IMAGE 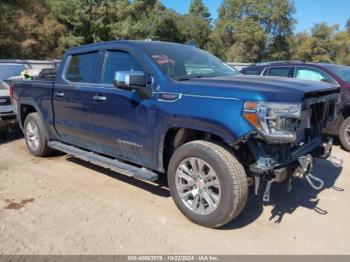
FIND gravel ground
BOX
[0,130,349,255]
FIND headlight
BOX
[243,101,301,142]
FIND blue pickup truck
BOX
[11,41,341,228]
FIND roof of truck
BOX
[66,40,188,54]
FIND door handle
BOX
[93,95,107,101]
[54,91,64,97]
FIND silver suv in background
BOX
[0,80,16,139]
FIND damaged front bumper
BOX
[249,137,343,202]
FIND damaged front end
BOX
[243,92,342,202]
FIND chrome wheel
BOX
[26,120,40,151]
[175,157,221,215]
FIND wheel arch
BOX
[17,98,56,140]
[159,125,248,173]
[18,99,41,129]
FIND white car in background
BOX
[0,80,17,139]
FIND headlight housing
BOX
[243,101,301,143]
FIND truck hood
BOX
[177,75,339,102]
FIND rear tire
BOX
[339,116,350,152]
[168,140,248,228]
[24,112,52,157]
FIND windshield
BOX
[323,64,350,83]
[139,43,239,80]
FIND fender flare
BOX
[156,119,241,172]
[17,98,57,140]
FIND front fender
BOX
[154,94,254,171]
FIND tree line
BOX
[0,0,350,64]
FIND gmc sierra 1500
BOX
[11,41,341,228]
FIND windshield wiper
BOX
[175,75,205,81]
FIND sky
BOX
[160,0,350,32]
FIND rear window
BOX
[65,52,98,83]
[267,67,291,77]
[322,64,350,83]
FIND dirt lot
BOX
[0,130,349,255]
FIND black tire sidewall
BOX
[0,130,6,140]
[339,116,350,151]
[168,142,242,228]
[24,113,48,156]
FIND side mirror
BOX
[113,71,152,99]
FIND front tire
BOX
[24,112,52,157]
[339,116,350,152]
[168,140,248,228]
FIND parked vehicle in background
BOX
[0,59,60,81]
[227,62,251,72]
[36,68,57,80]
[0,63,26,80]
[0,80,16,139]
[12,41,340,228]
[241,61,350,151]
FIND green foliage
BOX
[151,9,187,42]
[189,0,210,18]
[0,1,19,58]
[181,0,211,49]
[292,23,350,65]
[0,0,66,59]
[209,0,296,62]
[0,0,349,65]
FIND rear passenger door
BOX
[53,51,100,149]
[89,49,156,167]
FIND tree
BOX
[346,19,350,34]
[189,0,210,19]
[309,23,338,63]
[0,1,19,58]
[333,31,350,65]
[225,18,267,62]
[151,9,187,43]
[47,0,186,50]
[291,32,313,61]
[291,23,350,65]
[181,0,211,49]
[0,0,66,59]
[209,0,295,62]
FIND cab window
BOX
[266,67,292,77]
[102,51,143,84]
[65,52,98,83]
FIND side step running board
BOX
[48,141,159,182]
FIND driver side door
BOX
[89,49,156,167]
